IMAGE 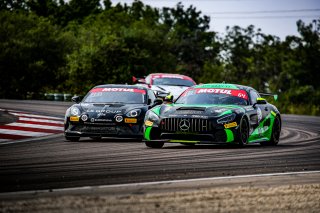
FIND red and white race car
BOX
[133,73,196,100]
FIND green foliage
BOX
[0,1,319,115]
[0,11,75,98]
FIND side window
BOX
[147,90,156,104]
[250,90,260,105]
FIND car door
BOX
[248,89,270,139]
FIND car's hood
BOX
[159,104,246,117]
[151,85,189,99]
[79,103,144,117]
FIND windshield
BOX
[152,77,195,87]
[83,88,146,104]
[175,88,249,105]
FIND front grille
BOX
[161,118,212,132]
[73,125,116,133]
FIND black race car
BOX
[143,83,281,148]
[64,85,162,141]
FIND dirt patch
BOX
[1,184,319,213]
[0,110,18,125]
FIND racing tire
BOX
[145,141,164,148]
[237,117,249,147]
[65,136,80,142]
[180,143,196,146]
[90,136,102,141]
[261,116,281,146]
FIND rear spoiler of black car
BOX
[259,92,278,101]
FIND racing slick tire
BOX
[261,116,281,146]
[90,136,102,141]
[237,117,249,147]
[180,143,196,146]
[145,141,164,148]
[65,136,80,142]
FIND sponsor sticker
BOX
[90,88,146,94]
[125,118,137,123]
[224,122,238,128]
[70,116,79,122]
[144,120,153,126]
[193,88,248,100]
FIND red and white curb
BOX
[0,109,64,143]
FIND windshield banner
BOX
[90,88,146,94]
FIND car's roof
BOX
[93,84,148,90]
[148,73,195,82]
[194,83,255,92]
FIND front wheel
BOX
[237,117,249,147]
[90,136,102,141]
[145,141,164,148]
[261,116,281,146]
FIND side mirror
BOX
[164,94,173,103]
[253,97,267,107]
[156,91,169,98]
[71,96,81,103]
[153,98,163,106]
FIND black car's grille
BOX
[73,125,116,133]
[161,118,212,132]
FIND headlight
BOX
[126,109,141,117]
[70,107,80,116]
[217,113,236,124]
[145,110,159,122]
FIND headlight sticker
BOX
[125,118,137,123]
[145,120,154,126]
[224,122,238,128]
[70,116,80,122]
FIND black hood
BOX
[77,103,146,119]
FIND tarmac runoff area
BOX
[1,171,319,212]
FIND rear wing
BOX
[132,76,146,84]
[259,92,278,101]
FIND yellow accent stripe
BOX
[271,111,276,116]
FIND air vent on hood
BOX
[177,107,206,111]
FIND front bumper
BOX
[65,122,143,138]
[144,126,236,144]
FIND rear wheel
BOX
[65,136,80,142]
[238,117,249,147]
[145,141,164,148]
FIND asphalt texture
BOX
[0,100,319,194]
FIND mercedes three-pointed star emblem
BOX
[179,119,190,131]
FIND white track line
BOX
[0,129,52,137]
[0,139,12,142]
[6,123,64,131]
[18,117,64,124]
[2,170,320,196]
[9,112,64,120]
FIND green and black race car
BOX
[143,83,281,148]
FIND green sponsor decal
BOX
[248,112,276,143]
[225,129,234,142]
[195,84,239,89]
[152,106,161,116]
[220,110,233,116]
[144,127,152,140]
